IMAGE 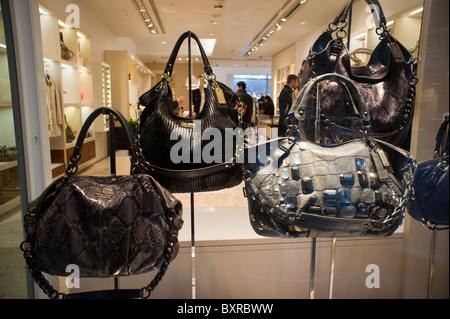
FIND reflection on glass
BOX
[0,3,27,299]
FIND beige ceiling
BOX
[75,0,423,64]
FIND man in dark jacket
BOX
[236,81,254,127]
[278,74,298,136]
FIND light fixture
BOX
[58,19,69,28]
[386,20,394,27]
[77,31,86,38]
[409,7,423,16]
[0,43,6,49]
[39,6,50,15]
[132,0,164,34]
[240,0,308,57]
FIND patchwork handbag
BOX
[137,31,243,193]
[21,107,183,299]
[244,74,415,238]
[297,0,420,149]
[407,116,449,230]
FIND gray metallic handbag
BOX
[243,74,415,238]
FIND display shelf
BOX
[39,4,96,178]
[104,50,153,120]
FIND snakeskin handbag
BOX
[21,107,183,299]
[244,74,415,238]
[407,116,449,230]
[296,0,420,149]
[137,31,243,193]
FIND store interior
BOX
[0,0,448,299]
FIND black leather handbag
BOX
[20,107,183,299]
[297,0,420,149]
[137,31,243,193]
[407,116,449,230]
[244,74,415,238]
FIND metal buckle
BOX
[437,159,448,172]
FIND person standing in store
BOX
[264,95,275,117]
[277,74,298,136]
[236,81,254,127]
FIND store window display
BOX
[0,0,447,301]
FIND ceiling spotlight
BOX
[151,29,156,34]
[148,23,153,28]
[239,0,307,57]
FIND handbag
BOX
[137,31,243,193]
[407,116,449,230]
[244,74,415,238]
[20,107,183,299]
[297,0,421,149]
[60,32,74,61]
[65,115,77,143]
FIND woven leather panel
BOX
[139,80,243,193]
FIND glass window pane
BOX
[0,2,27,299]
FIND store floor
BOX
[0,207,27,299]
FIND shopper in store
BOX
[236,81,254,127]
[277,74,298,136]
[264,95,275,117]
[258,92,266,113]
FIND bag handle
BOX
[292,73,371,130]
[66,107,136,175]
[435,114,449,157]
[163,31,213,78]
[332,0,387,32]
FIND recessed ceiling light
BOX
[151,29,156,34]
[211,21,218,25]
[409,7,423,16]
[39,6,50,15]
[58,19,69,28]
[161,41,167,44]
[208,32,215,36]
